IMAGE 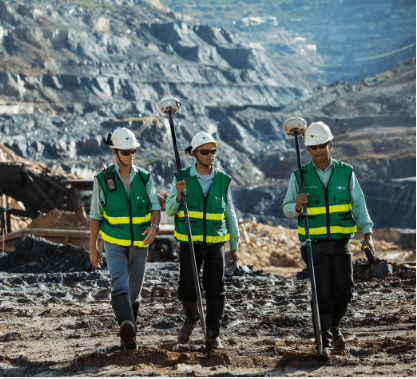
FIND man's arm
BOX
[349,172,374,251]
[225,186,240,260]
[90,218,103,268]
[143,210,161,246]
[283,172,307,218]
[89,178,104,268]
[165,176,182,217]
[145,175,162,212]
[142,175,162,246]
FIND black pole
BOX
[294,132,323,354]
[167,109,206,337]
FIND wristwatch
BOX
[152,224,160,232]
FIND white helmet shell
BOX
[304,122,333,146]
[110,127,140,149]
[191,132,218,153]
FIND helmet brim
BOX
[305,137,333,146]
[110,142,140,149]
[191,141,218,153]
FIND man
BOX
[89,127,161,350]
[165,131,240,349]
[282,121,374,350]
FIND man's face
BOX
[113,149,136,166]
[194,142,217,166]
[307,141,332,165]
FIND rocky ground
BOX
[0,235,415,377]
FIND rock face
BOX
[162,0,416,84]
[0,0,303,184]
[0,0,415,229]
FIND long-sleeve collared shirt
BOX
[90,160,161,220]
[165,164,240,250]
[282,158,373,244]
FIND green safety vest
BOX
[294,159,357,241]
[174,167,231,245]
[96,165,152,247]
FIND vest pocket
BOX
[137,221,151,228]
[109,224,124,229]
[179,220,197,224]
[338,212,354,226]
[106,198,127,212]
[211,199,226,211]
[334,192,351,204]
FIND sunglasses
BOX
[195,148,217,156]
[118,149,137,156]
[309,143,328,151]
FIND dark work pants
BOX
[178,242,225,303]
[301,239,354,317]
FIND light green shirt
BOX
[282,158,373,244]
[165,164,240,250]
[90,160,161,220]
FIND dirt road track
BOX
[0,253,415,377]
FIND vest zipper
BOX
[203,194,207,244]
[128,197,134,247]
[324,187,330,239]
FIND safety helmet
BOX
[105,127,140,149]
[304,122,333,146]
[191,132,218,153]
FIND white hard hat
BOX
[109,127,140,149]
[304,122,333,146]
[191,132,218,153]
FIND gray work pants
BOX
[104,241,148,304]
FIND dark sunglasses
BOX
[309,143,328,151]
[195,148,217,155]
[118,149,137,156]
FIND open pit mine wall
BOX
[0,0,415,230]
[163,0,416,84]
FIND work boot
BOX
[205,297,225,350]
[111,294,137,350]
[331,313,346,349]
[320,314,333,349]
[177,301,200,344]
[120,320,137,350]
[132,301,139,330]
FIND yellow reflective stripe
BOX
[306,204,352,215]
[298,226,327,236]
[207,213,225,221]
[177,211,225,220]
[330,225,357,234]
[174,231,230,243]
[103,211,151,225]
[306,207,326,215]
[100,231,149,247]
[330,204,352,213]
[132,213,151,224]
[174,231,204,242]
[298,225,357,236]
[178,210,203,219]
[206,234,230,243]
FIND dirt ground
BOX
[0,240,415,377]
